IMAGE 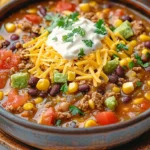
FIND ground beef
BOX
[131,21,145,36]
[91,92,104,110]
[117,78,128,86]
[31,25,41,34]
[132,67,142,72]
[80,12,98,22]
[78,95,90,111]
[104,91,120,100]
[17,20,32,32]
[57,112,72,120]
[134,42,145,51]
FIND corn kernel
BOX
[79,3,91,12]
[36,79,50,91]
[120,59,128,67]
[142,48,149,55]
[89,1,97,7]
[0,35,4,40]
[26,8,37,14]
[34,97,43,104]
[0,91,4,101]
[88,100,95,109]
[123,107,129,112]
[84,119,97,128]
[68,82,78,94]
[144,91,150,100]
[122,82,134,95]
[139,34,150,42]
[126,57,132,63]
[23,102,34,110]
[5,23,16,32]
[67,71,76,81]
[96,11,101,17]
[147,80,150,86]
[126,70,136,78]
[114,19,123,27]
[129,40,137,47]
[133,98,144,104]
[102,8,110,14]
[112,87,120,93]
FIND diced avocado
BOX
[54,71,67,83]
[103,59,119,74]
[114,21,133,39]
[105,96,118,111]
[11,72,29,89]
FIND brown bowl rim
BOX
[0,0,150,134]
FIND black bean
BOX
[39,91,48,98]
[145,67,150,72]
[121,96,132,103]
[144,41,150,49]
[39,7,47,16]
[2,40,10,47]
[121,15,132,22]
[50,84,61,96]
[28,88,39,97]
[10,34,19,41]
[78,84,90,92]
[28,77,39,87]
[9,44,16,51]
[97,84,105,95]
[141,54,148,63]
[116,66,124,77]
[108,74,118,83]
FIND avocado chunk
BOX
[114,21,133,39]
[54,71,67,83]
[103,59,119,74]
[11,72,29,89]
[105,96,118,111]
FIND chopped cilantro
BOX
[52,37,58,41]
[134,53,150,68]
[68,12,79,21]
[62,32,74,42]
[78,48,85,59]
[112,54,119,59]
[136,81,142,87]
[83,40,93,47]
[69,105,84,116]
[146,52,150,58]
[116,43,128,52]
[73,27,85,37]
[60,83,68,93]
[109,26,116,31]
[128,61,135,69]
[94,19,107,35]
[55,120,62,126]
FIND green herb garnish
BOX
[109,26,116,31]
[69,105,84,116]
[55,120,62,126]
[52,37,58,41]
[95,19,107,35]
[128,61,135,69]
[83,40,93,47]
[116,43,128,52]
[136,81,142,87]
[68,12,79,21]
[112,54,119,59]
[78,48,85,59]
[62,33,74,42]
[60,83,68,93]
[72,27,85,37]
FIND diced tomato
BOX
[40,107,56,126]
[95,111,119,125]
[0,50,20,69]
[2,89,29,109]
[0,70,9,89]
[55,1,76,12]
[141,100,150,111]
[25,14,42,24]
[114,9,124,17]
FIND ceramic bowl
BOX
[0,0,150,149]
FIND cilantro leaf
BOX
[60,83,68,93]
[73,27,85,37]
[55,120,62,126]
[52,37,58,41]
[69,12,79,21]
[134,53,150,68]
[112,54,119,59]
[128,61,135,69]
[136,81,142,87]
[116,43,128,52]
[62,32,74,42]
[109,26,116,31]
[83,40,93,47]
[69,105,84,116]
[78,48,85,59]
[95,19,107,35]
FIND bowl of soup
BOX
[0,0,150,149]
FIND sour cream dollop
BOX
[46,17,105,60]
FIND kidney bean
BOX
[121,96,132,103]
[30,32,39,38]
[108,74,118,83]
[39,91,48,98]
[50,84,61,96]
[78,84,90,92]
[9,44,16,51]
[144,41,150,49]
[121,15,132,22]
[10,34,19,41]
[116,66,124,77]
[28,88,39,97]
[28,76,39,87]
[39,7,47,16]
[97,84,105,95]
[141,54,148,63]
[2,40,10,47]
